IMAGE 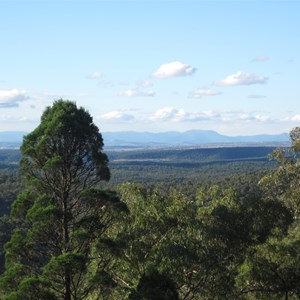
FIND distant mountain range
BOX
[0,130,290,149]
[102,130,290,148]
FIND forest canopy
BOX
[0,100,299,300]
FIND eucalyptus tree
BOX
[0,100,126,300]
[237,225,300,300]
[193,184,292,299]
[98,183,199,299]
[235,127,300,299]
[259,127,300,219]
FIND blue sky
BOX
[0,0,299,135]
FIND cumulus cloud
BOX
[153,61,196,78]
[149,107,183,122]
[87,71,103,79]
[0,89,28,108]
[119,88,155,97]
[98,111,134,121]
[189,88,222,98]
[215,71,268,86]
[149,107,220,122]
[252,55,269,62]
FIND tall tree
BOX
[259,127,300,220]
[237,225,300,300]
[235,127,300,299]
[0,100,126,300]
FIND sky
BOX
[0,0,299,136]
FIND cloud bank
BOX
[148,107,270,123]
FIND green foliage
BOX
[109,157,275,184]
[0,174,23,275]
[1,126,300,299]
[260,127,300,219]
[234,127,300,299]
[105,174,294,300]
[20,99,110,187]
[0,100,125,300]
[129,269,179,300]
[96,181,292,300]
[290,127,300,153]
[97,183,198,299]
[237,225,300,299]
[1,276,56,300]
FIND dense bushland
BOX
[0,100,299,299]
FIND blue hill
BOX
[0,130,289,148]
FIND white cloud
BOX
[282,114,300,122]
[119,88,155,97]
[148,107,271,124]
[183,110,220,122]
[237,113,270,122]
[0,89,28,108]
[189,88,222,98]
[97,111,134,121]
[252,55,269,62]
[153,61,196,78]
[218,111,270,123]
[149,107,182,121]
[291,115,300,122]
[149,107,220,122]
[87,71,102,79]
[216,71,268,86]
